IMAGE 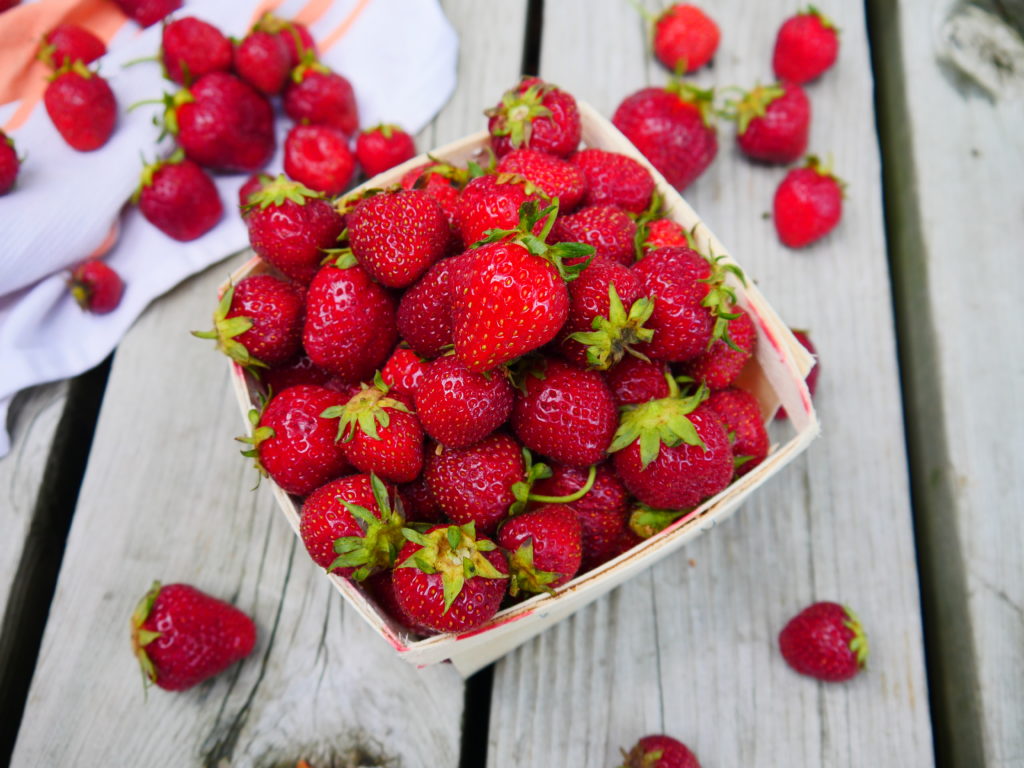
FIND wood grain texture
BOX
[487,2,934,766]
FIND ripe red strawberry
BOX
[363,570,436,636]
[283,124,356,197]
[112,0,180,27]
[356,124,417,178]
[192,275,304,369]
[399,470,444,524]
[773,7,840,85]
[240,384,352,495]
[0,0,18,10]
[612,82,717,191]
[0,132,19,194]
[571,149,654,215]
[164,71,275,173]
[246,177,346,283]
[550,206,636,267]
[284,61,359,138]
[678,304,756,389]
[779,601,868,681]
[299,473,405,578]
[303,257,398,382]
[415,355,514,448]
[774,156,844,248]
[39,24,106,68]
[705,387,769,476]
[732,83,810,165]
[605,355,671,407]
[777,328,818,420]
[161,17,231,85]
[134,151,222,241]
[512,359,617,467]
[69,260,123,314]
[641,218,690,251]
[455,173,545,249]
[130,582,255,692]
[499,504,582,595]
[653,3,720,74]
[400,162,465,238]
[393,523,509,633]
[424,432,524,534]
[254,13,317,67]
[348,189,449,288]
[496,149,586,212]
[262,353,331,394]
[238,172,270,213]
[396,258,455,359]
[486,77,581,158]
[233,31,291,96]
[610,380,733,508]
[44,61,116,151]
[620,734,702,768]
[381,346,429,399]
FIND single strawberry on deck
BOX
[773,156,845,248]
[730,82,810,165]
[69,260,123,314]
[0,131,19,194]
[779,601,868,681]
[652,3,720,74]
[773,7,840,85]
[134,150,223,242]
[619,734,702,768]
[39,24,106,68]
[44,61,116,151]
[486,77,581,158]
[161,17,232,85]
[356,124,417,178]
[284,124,357,197]
[284,59,359,138]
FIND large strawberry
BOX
[571,149,655,215]
[498,504,582,595]
[284,124,356,197]
[44,61,116,151]
[678,304,756,389]
[134,150,222,241]
[773,156,844,248]
[486,77,581,158]
[779,601,868,681]
[161,17,231,85]
[619,734,702,768]
[39,24,106,68]
[550,206,636,267]
[705,387,769,477]
[731,83,810,165]
[130,582,255,692]
[496,149,586,212]
[415,355,514,448]
[356,124,417,178]
[605,355,671,408]
[773,7,840,85]
[652,3,720,74]
[396,259,455,359]
[284,59,359,138]
[454,173,545,249]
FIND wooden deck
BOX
[1,0,1020,766]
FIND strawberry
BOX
[381,346,429,399]
[486,77,581,158]
[678,304,756,389]
[238,172,271,213]
[261,354,331,394]
[396,258,455,359]
[550,206,637,267]
[773,156,844,248]
[571,149,655,215]
[134,151,223,241]
[619,734,701,768]
[348,189,449,288]
[192,275,304,369]
[499,504,582,595]
[641,218,690,251]
[777,328,819,419]
[233,31,291,96]
[415,355,514,448]
[284,60,359,138]
[773,7,840,85]
[496,149,586,212]
[161,17,231,85]
[254,13,317,67]
[356,124,417,178]
[0,0,17,10]
[283,124,357,197]
[130,582,255,692]
[39,24,106,68]
[731,83,810,165]
[424,432,524,534]
[512,359,617,467]
[299,473,405,578]
[246,177,346,283]
[112,0,180,27]
[652,4,720,74]
[705,387,768,476]
[400,162,465,237]
[69,260,123,314]
[239,384,351,495]
[778,601,868,681]
[612,82,717,191]
[44,61,116,151]
[0,131,18,194]
[454,173,545,249]
[605,355,671,408]
[399,471,444,524]
[610,378,733,509]
[393,523,509,633]
[363,570,436,636]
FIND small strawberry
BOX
[612,81,717,191]
[486,77,581,158]
[777,328,819,419]
[619,734,702,768]
[550,206,637,267]
[161,17,232,85]
[605,355,671,407]
[731,83,810,165]
[233,31,291,96]
[254,13,317,67]
[347,189,449,288]
[678,304,756,389]
[246,177,346,283]
[499,504,582,595]
[130,581,255,692]
[134,150,223,241]
[774,156,844,248]
[400,161,465,239]
[773,7,840,85]
[0,131,19,194]
[396,258,455,359]
[356,124,417,178]
[69,260,123,314]
[496,149,586,212]
[284,59,359,138]
[571,149,655,215]
[641,218,690,251]
[393,523,509,634]
[299,473,405,579]
[239,384,352,496]
[283,124,357,197]
[39,24,106,68]
[415,355,514,448]
[381,346,429,399]
[112,0,181,27]
[705,387,768,476]
[454,172,546,249]
[779,601,868,681]
[652,4,720,74]
[44,61,116,151]
[262,354,331,394]
[192,275,304,369]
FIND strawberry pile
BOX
[199,78,778,639]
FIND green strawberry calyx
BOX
[569,283,655,370]
[506,538,562,597]
[609,376,710,468]
[236,399,274,480]
[697,246,748,352]
[628,503,693,538]
[508,448,597,515]
[843,605,870,667]
[619,743,666,768]
[484,79,555,149]
[409,157,472,190]
[803,155,848,195]
[190,280,267,370]
[321,371,411,443]
[727,83,786,135]
[329,473,407,581]
[397,522,508,614]
[290,50,329,84]
[802,5,840,32]
[247,174,323,211]
[664,78,717,129]
[130,581,165,688]
[363,123,404,140]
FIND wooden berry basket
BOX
[227,101,819,677]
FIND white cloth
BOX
[0,0,458,455]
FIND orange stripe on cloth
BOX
[318,0,372,52]
[293,0,334,27]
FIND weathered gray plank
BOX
[871,1,1024,765]
[487,2,934,766]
